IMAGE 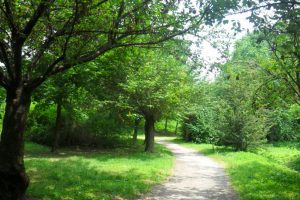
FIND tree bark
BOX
[164,118,168,134]
[144,114,155,152]
[0,86,32,200]
[144,128,148,145]
[174,121,178,135]
[51,99,62,153]
[133,118,140,144]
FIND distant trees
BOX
[182,31,300,150]
[187,3,300,148]
[26,50,133,149]
[31,72,77,153]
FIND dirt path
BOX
[138,139,237,200]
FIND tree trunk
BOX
[144,114,155,152]
[51,99,62,153]
[164,118,168,134]
[133,118,140,144]
[144,128,148,145]
[174,121,178,135]
[0,86,32,200]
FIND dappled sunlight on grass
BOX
[24,141,173,200]
[225,152,300,200]
[172,138,233,156]
[155,136,177,141]
[173,139,300,200]
[252,142,300,172]
[155,120,180,134]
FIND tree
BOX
[131,113,142,143]
[214,34,273,150]
[242,1,300,140]
[32,72,78,152]
[242,0,300,104]
[119,47,191,152]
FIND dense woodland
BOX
[0,0,299,199]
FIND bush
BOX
[26,103,131,148]
[220,110,269,151]
[181,108,220,144]
[181,113,197,141]
[181,101,270,151]
[26,104,56,145]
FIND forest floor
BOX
[139,138,237,200]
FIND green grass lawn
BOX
[25,140,173,200]
[173,139,300,200]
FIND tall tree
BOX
[119,48,191,152]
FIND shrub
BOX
[25,104,56,145]
[181,104,223,146]
[26,103,131,148]
[220,110,269,151]
[181,102,270,151]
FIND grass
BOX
[24,140,173,200]
[173,139,300,200]
[155,120,181,134]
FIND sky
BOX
[189,12,255,80]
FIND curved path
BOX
[138,139,237,200]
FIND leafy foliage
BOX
[118,47,191,119]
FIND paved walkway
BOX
[138,140,237,200]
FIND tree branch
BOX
[230,1,300,16]
[3,0,18,36]
[28,4,80,73]
[22,0,54,41]
[0,40,11,71]
[0,69,10,89]
[26,0,210,90]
